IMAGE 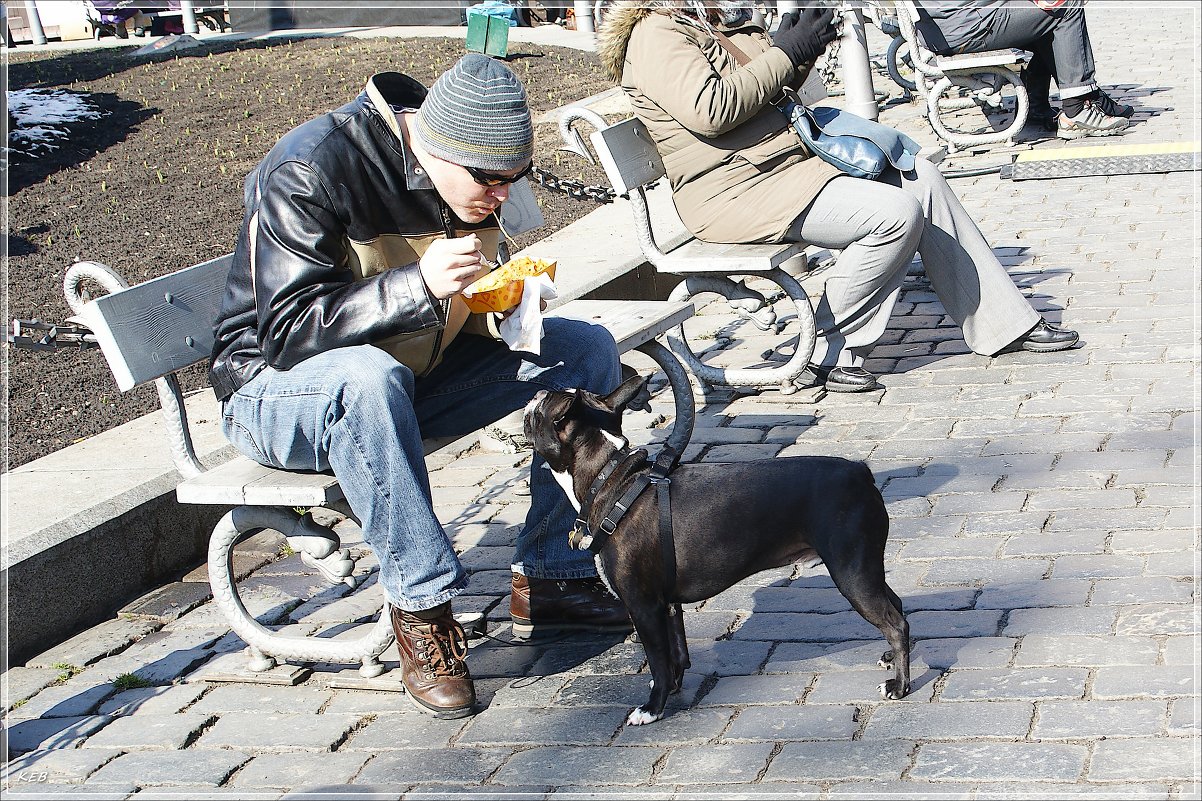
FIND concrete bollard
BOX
[839,6,879,120]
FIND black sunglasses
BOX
[465,161,535,187]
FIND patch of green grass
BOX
[112,673,152,692]
[51,662,83,683]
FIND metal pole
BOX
[23,1,47,45]
[573,0,594,34]
[179,0,199,35]
[775,1,800,16]
[839,6,878,120]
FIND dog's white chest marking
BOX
[548,465,582,512]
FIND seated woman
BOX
[598,0,1078,393]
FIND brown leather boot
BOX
[510,573,633,640]
[390,603,476,718]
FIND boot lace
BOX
[414,618,469,679]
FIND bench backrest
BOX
[589,117,666,196]
[77,254,232,392]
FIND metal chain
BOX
[7,319,99,350]
[819,24,842,88]
[531,167,618,204]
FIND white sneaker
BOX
[1057,101,1130,139]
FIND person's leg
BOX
[784,175,924,371]
[878,159,1046,356]
[221,344,476,717]
[414,318,631,638]
[414,318,622,578]
[220,345,467,611]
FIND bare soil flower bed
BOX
[4,35,612,470]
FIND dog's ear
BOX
[603,374,650,414]
[545,390,581,431]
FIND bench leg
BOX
[208,505,393,678]
[666,269,817,396]
[927,68,1029,149]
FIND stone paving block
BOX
[231,752,371,789]
[907,610,1003,639]
[922,558,1051,586]
[1051,554,1147,579]
[656,742,776,785]
[930,492,1028,516]
[85,749,252,787]
[720,704,859,742]
[119,581,215,622]
[1116,605,1196,636]
[766,640,903,674]
[188,684,333,715]
[81,711,214,750]
[1168,698,1199,735]
[827,780,973,799]
[898,536,1005,561]
[960,512,1054,538]
[471,675,568,710]
[97,682,207,716]
[910,742,1086,782]
[456,706,628,746]
[762,740,916,783]
[527,637,646,678]
[1048,507,1170,533]
[1,747,123,784]
[488,745,660,786]
[555,672,704,712]
[805,670,936,705]
[196,712,363,751]
[1033,699,1167,739]
[1162,636,1200,666]
[3,715,115,756]
[26,619,163,671]
[2,667,62,712]
[2,783,135,798]
[911,637,1017,670]
[680,609,739,640]
[1003,607,1118,636]
[86,627,225,684]
[967,783,1170,799]
[861,700,1033,740]
[1088,737,1198,782]
[1110,527,1196,554]
[974,579,1091,610]
[342,710,471,750]
[938,667,1088,701]
[1091,577,1195,605]
[3,680,119,721]
[1092,665,1199,699]
[697,674,813,707]
[731,611,883,643]
[1016,635,1160,667]
[683,640,772,678]
[1000,532,1108,558]
[613,707,735,745]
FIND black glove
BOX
[772,6,839,68]
[775,9,800,35]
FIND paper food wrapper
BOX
[498,273,558,354]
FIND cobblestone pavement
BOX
[3,6,1199,799]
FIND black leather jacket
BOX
[209,72,501,401]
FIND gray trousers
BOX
[787,158,1041,368]
[920,1,1098,98]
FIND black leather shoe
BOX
[1028,104,1059,132]
[1000,318,1080,354]
[812,365,882,393]
[510,574,633,640]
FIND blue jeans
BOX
[220,318,622,612]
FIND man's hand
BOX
[420,235,491,300]
[772,5,839,68]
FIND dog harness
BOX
[569,443,681,589]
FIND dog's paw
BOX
[878,650,894,670]
[878,679,909,700]
[627,707,661,726]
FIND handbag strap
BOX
[711,29,804,109]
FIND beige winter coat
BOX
[598,3,841,244]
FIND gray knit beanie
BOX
[414,54,534,172]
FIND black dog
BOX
[523,376,910,725]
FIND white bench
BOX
[66,255,695,680]
[558,107,820,398]
[896,0,1032,152]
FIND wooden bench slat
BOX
[177,456,343,506]
[659,238,804,274]
[550,299,693,352]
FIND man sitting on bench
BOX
[208,54,631,720]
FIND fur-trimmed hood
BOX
[598,2,658,83]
